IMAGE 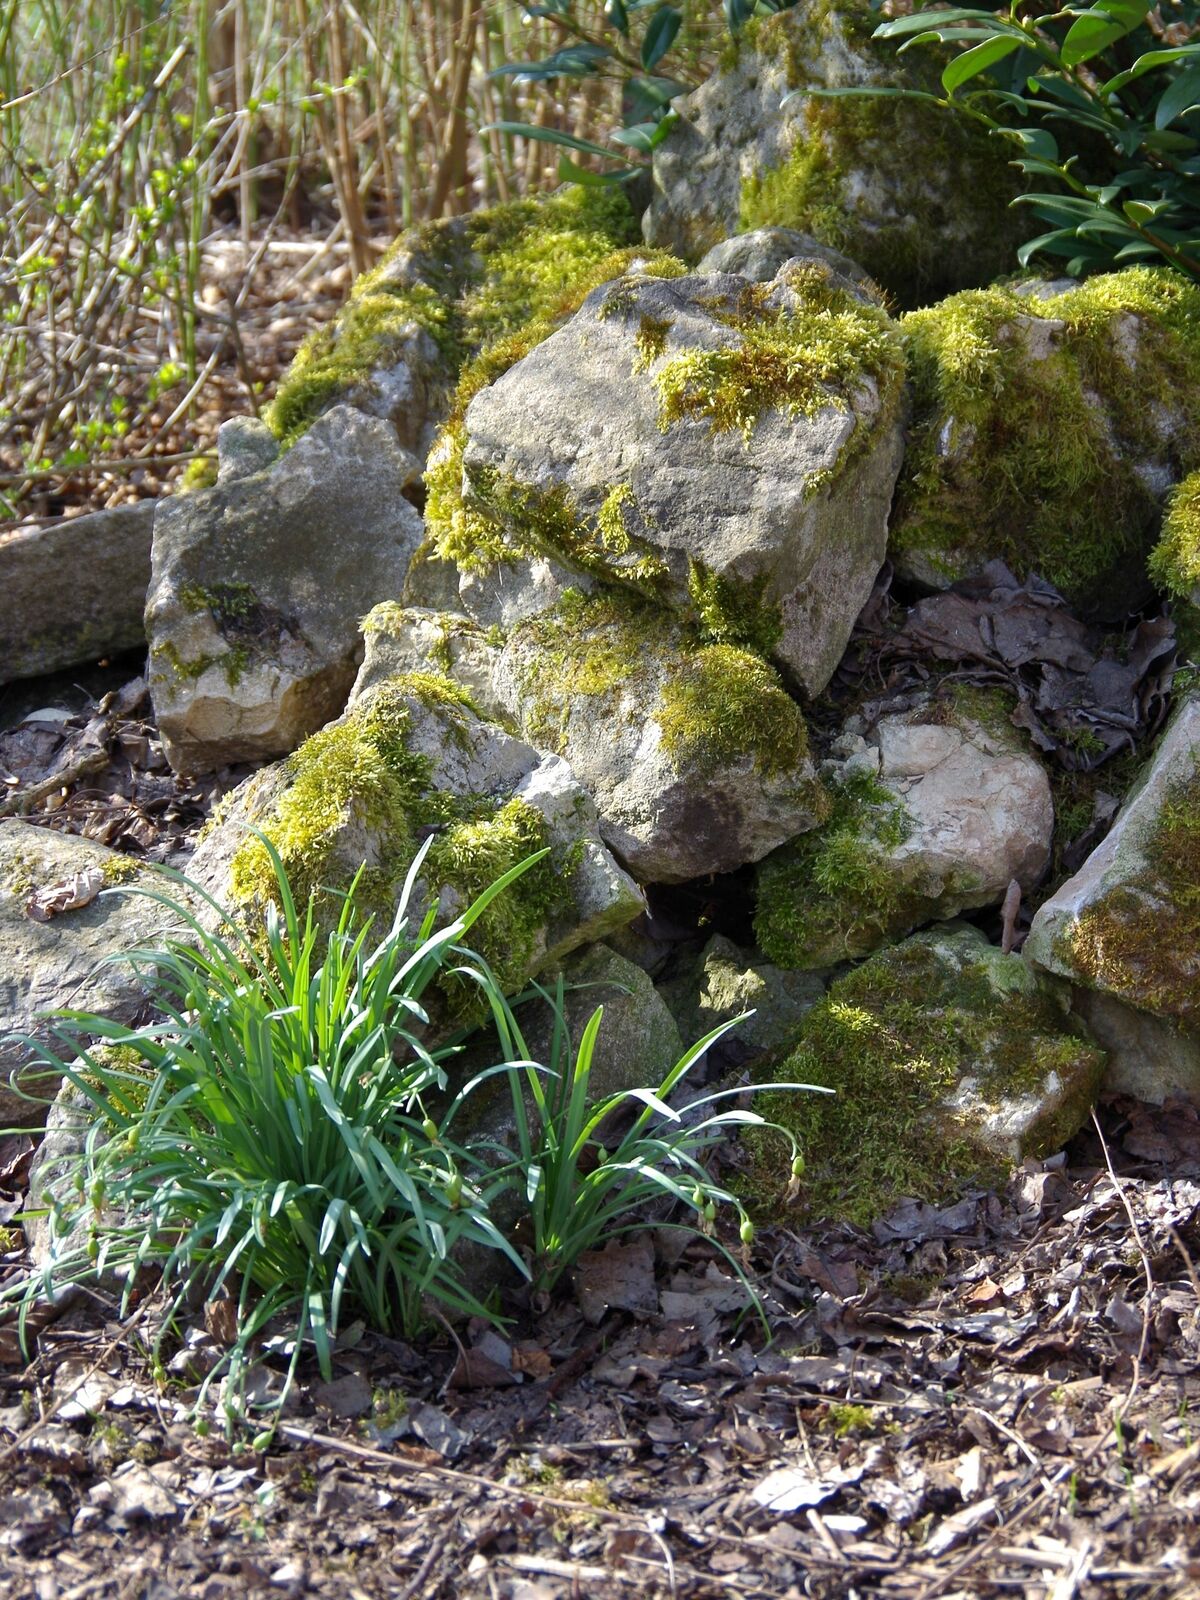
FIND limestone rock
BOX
[1025,694,1200,1098]
[658,934,827,1073]
[0,502,156,687]
[352,604,505,721]
[146,406,424,774]
[697,228,874,290]
[756,691,1053,968]
[215,416,279,483]
[892,269,1200,611]
[491,594,827,883]
[439,259,905,697]
[188,673,645,1002]
[642,0,1026,304]
[0,823,180,1126]
[748,925,1105,1224]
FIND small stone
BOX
[270,1562,305,1588]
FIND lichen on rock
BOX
[743,925,1105,1225]
[892,268,1200,609]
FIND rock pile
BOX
[6,0,1200,1230]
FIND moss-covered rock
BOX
[755,691,1053,968]
[490,589,827,884]
[643,0,1027,306]
[267,186,644,451]
[187,673,645,1013]
[353,603,505,722]
[892,269,1200,611]
[744,925,1105,1225]
[431,257,905,698]
[1025,693,1200,1100]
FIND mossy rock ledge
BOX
[642,0,1027,305]
[755,691,1053,969]
[892,268,1200,612]
[187,671,645,1014]
[146,406,424,775]
[1025,693,1200,1104]
[744,925,1106,1226]
[266,185,646,454]
[429,256,906,700]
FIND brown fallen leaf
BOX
[25,866,104,923]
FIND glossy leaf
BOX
[942,36,1022,95]
[641,5,681,71]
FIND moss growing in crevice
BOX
[226,673,569,1007]
[1061,764,1200,1024]
[754,770,913,968]
[509,588,813,785]
[268,187,644,448]
[686,562,783,658]
[893,268,1200,606]
[1150,470,1200,600]
[744,932,1104,1224]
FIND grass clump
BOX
[894,268,1200,605]
[14,844,819,1433]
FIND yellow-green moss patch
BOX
[1150,470,1200,600]
[893,268,1200,605]
[227,673,568,1006]
[744,931,1105,1225]
[1061,764,1200,1024]
[268,187,644,447]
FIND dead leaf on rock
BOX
[25,865,103,922]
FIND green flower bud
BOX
[791,1152,806,1179]
[422,1118,439,1142]
[739,1217,755,1246]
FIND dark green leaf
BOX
[641,6,681,71]
[942,36,1021,95]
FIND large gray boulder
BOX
[188,672,645,1005]
[0,822,178,1126]
[0,502,156,687]
[697,227,875,291]
[436,259,905,698]
[146,406,424,775]
[490,594,827,883]
[756,692,1053,968]
[1025,695,1200,1101]
[642,0,1026,304]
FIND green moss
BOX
[226,674,567,1007]
[633,313,672,371]
[744,933,1104,1224]
[179,582,258,624]
[651,265,902,446]
[1062,764,1200,1023]
[724,0,1024,304]
[181,455,218,492]
[755,770,913,969]
[686,562,783,657]
[510,589,814,785]
[823,1404,876,1439]
[268,187,643,447]
[657,644,809,779]
[1150,470,1200,599]
[893,268,1200,605]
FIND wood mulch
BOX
[0,1101,1197,1600]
